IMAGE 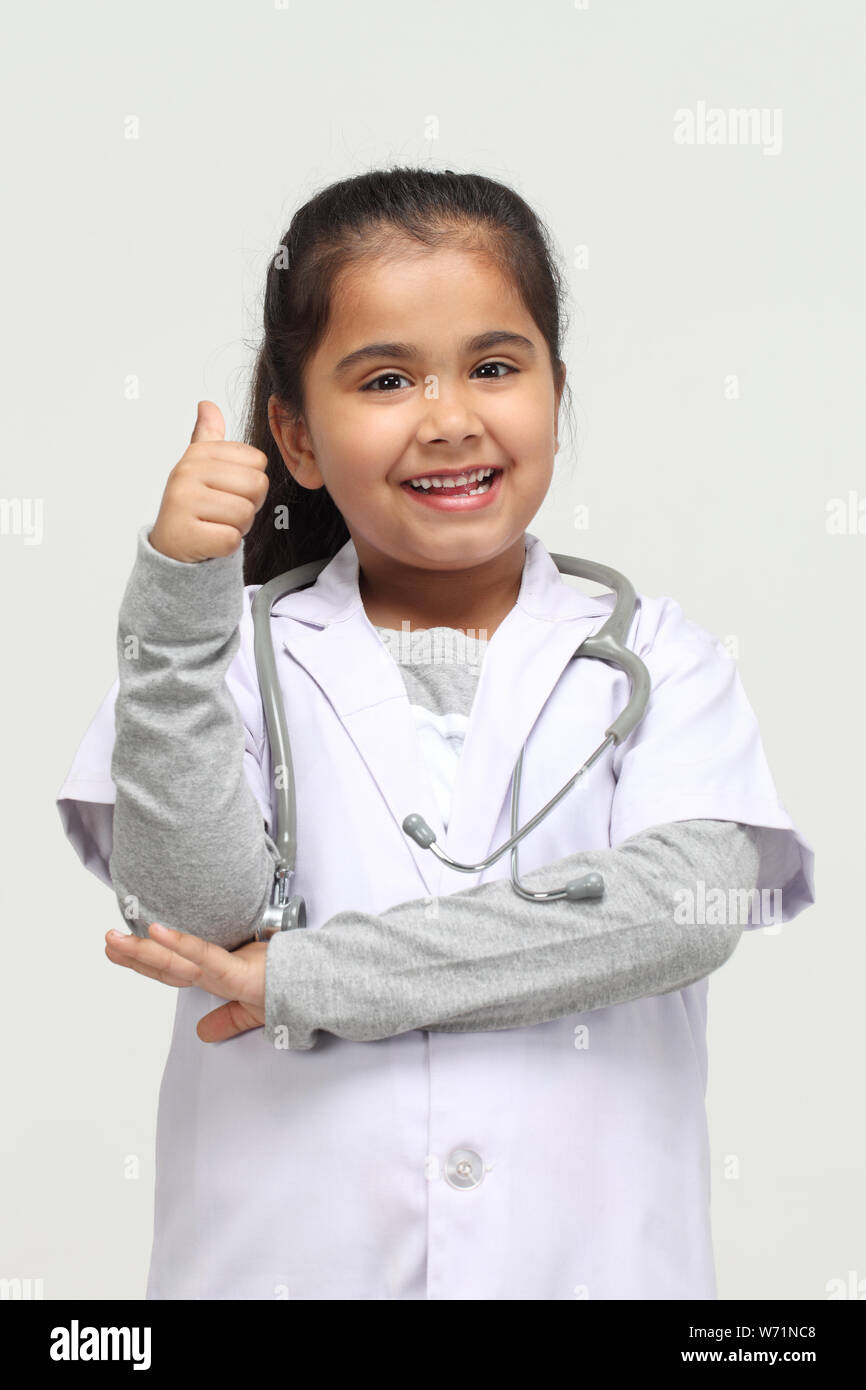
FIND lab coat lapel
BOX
[441,537,612,883]
[268,534,613,898]
[270,547,447,897]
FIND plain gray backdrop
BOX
[2,0,861,1300]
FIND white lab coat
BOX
[56,531,815,1300]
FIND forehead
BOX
[317,245,532,354]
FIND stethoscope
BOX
[251,553,651,939]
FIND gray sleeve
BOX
[108,523,280,948]
[263,818,760,1051]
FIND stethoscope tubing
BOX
[251,551,651,935]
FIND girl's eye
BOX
[361,371,411,392]
[360,361,518,392]
[472,360,517,380]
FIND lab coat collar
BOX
[269,530,611,625]
[270,532,616,898]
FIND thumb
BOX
[190,399,225,445]
[196,999,263,1043]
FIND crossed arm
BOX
[105,817,758,1048]
[259,817,758,1048]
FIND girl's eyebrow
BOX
[332,330,537,379]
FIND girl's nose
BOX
[414,388,485,446]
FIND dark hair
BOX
[241,166,576,587]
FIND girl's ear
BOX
[267,394,326,491]
[553,361,566,452]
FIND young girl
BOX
[57,167,815,1301]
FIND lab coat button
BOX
[444,1148,484,1190]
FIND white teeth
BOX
[407,467,496,491]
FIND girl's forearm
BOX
[108,523,279,949]
[263,817,760,1050]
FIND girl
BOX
[57,167,815,1301]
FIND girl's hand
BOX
[104,923,268,1042]
[148,400,270,564]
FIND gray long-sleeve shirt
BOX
[107,522,759,1048]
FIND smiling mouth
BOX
[399,467,505,512]
[401,468,502,498]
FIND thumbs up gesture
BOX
[148,401,270,563]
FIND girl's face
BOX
[268,243,564,590]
